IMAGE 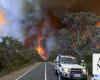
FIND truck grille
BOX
[70,68,83,74]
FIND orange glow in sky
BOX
[0,10,6,26]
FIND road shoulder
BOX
[0,62,41,80]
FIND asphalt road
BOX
[16,62,59,80]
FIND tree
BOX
[0,37,41,75]
[63,12,100,56]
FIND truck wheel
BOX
[55,70,58,75]
[59,73,65,80]
[60,76,64,80]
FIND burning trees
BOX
[35,11,63,60]
[24,10,63,60]
[63,12,100,55]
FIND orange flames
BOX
[36,26,48,60]
[0,9,6,26]
[96,21,100,28]
[36,47,47,60]
[35,11,62,60]
[24,10,63,60]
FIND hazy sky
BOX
[0,0,25,41]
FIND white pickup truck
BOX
[54,55,88,80]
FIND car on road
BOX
[54,55,88,80]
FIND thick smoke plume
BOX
[25,11,62,60]
[24,0,63,59]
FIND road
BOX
[16,62,59,80]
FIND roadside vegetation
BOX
[0,37,42,76]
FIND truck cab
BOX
[54,55,88,80]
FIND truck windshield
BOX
[60,57,77,64]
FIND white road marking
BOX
[59,75,61,80]
[45,62,47,80]
[16,63,41,80]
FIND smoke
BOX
[0,0,25,41]
[27,0,42,20]
[46,35,56,56]
[24,0,64,59]
[0,0,60,59]
[42,19,56,57]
